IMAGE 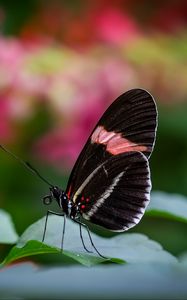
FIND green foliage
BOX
[1,214,177,267]
[0,204,186,298]
[147,192,187,223]
[0,209,18,244]
[0,0,38,35]
[151,105,187,196]
[1,177,187,300]
[1,191,187,298]
[1,240,121,267]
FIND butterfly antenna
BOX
[0,145,53,187]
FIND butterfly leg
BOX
[61,214,66,252]
[79,222,93,253]
[42,210,65,251]
[73,218,106,258]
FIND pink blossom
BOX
[93,8,141,45]
[0,38,25,89]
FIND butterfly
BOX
[0,88,157,257]
[42,88,157,256]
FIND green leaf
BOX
[1,215,176,266]
[0,209,19,244]
[1,240,116,267]
[147,192,187,223]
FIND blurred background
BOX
[1,0,187,259]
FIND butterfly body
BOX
[44,186,86,220]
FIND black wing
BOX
[74,152,151,231]
[66,88,157,200]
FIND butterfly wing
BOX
[75,151,150,231]
[66,88,157,201]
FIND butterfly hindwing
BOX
[74,151,151,231]
[66,88,157,201]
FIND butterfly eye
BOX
[43,195,53,205]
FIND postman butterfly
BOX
[0,88,157,257]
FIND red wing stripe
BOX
[67,185,72,198]
[91,126,147,155]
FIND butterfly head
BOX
[42,186,70,215]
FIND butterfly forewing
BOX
[66,88,157,204]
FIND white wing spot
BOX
[85,171,124,218]
[103,165,108,177]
